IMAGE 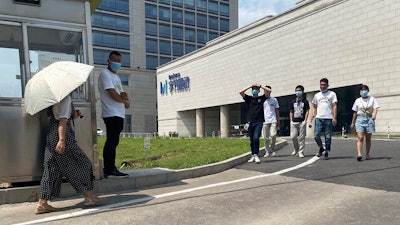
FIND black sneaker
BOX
[104,168,129,178]
[323,152,329,160]
[316,147,324,157]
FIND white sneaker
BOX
[255,155,260,163]
[264,151,276,158]
[298,152,304,158]
[291,150,298,155]
[248,155,255,163]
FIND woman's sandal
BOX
[35,203,57,214]
[357,156,362,162]
[83,196,106,206]
[365,155,371,160]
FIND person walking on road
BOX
[36,95,105,214]
[311,78,337,160]
[240,84,271,163]
[98,51,130,178]
[290,85,310,158]
[350,85,379,161]
[262,85,280,158]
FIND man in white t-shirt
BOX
[311,78,337,160]
[98,51,130,178]
[262,85,280,158]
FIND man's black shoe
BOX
[104,168,129,178]
[316,147,324,157]
[323,152,329,160]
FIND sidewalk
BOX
[0,141,287,205]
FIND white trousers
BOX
[290,121,307,153]
[263,122,277,152]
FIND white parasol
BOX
[25,61,94,115]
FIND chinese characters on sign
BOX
[160,72,190,95]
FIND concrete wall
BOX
[157,0,400,136]
[0,0,87,24]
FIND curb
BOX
[0,140,287,204]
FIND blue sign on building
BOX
[160,73,190,95]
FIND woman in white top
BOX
[350,85,379,161]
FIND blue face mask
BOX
[360,90,368,97]
[110,62,121,71]
[252,90,259,96]
[321,89,328,93]
[295,91,302,97]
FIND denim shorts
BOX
[355,116,375,133]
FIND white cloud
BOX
[238,0,298,28]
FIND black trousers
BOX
[103,116,124,173]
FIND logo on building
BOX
[160,73,190,95]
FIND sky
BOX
[238,0,299,28]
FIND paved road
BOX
[1,137,399,225]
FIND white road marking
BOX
[14,156,319,225]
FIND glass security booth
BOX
[0,0,99,184]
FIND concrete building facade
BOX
[91,0,238,133]
[157,0,400,137]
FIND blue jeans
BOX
[314,118,333,151]
[248,122,263,155]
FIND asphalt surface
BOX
[238,137,400,192]
[1,137,399,225]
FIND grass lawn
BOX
[97,137,253,170]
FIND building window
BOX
[197,13,207,28]
[92,31,130,50]
[184,11,195,26]
[220,2,229,17]
[91,13,129,32]
[185,28,195,42]
[172,42,183,57]
[184,0,195,9]
[208,16,218,30]
[208,0,218,14]
[93,49,130,67]
[172,9,183,24]
[123,114,131,132]
[172,26,183,40]
[145,21,157,36]
[197,0,207,12]
[146,55,158,70]
[185,43,196,54]
[119,75,129,85]
[159,23,171,38]
[97,0,129,14]
[197,29,207,44]
[159,0,170,5]
[209,31,219,41]
[159,40,171,55]
[220,18,229,32]
[159,6,170,22]
[160,56,171,66]
[146,39,158,53]
[145,3,157,19]
[172,0,182,7]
